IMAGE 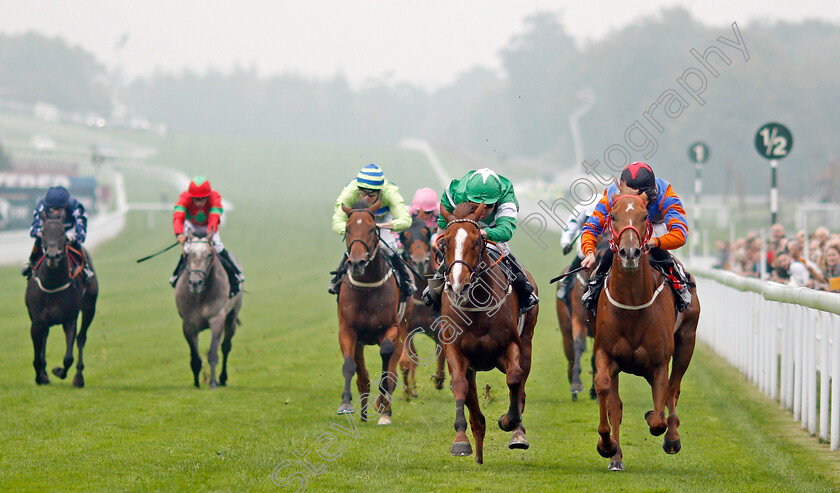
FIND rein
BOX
[32,241,86,293]
[439,219,505,283]
[344,208,391,289]
[186,237,217,283]
[604,278,667,310]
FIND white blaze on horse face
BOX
[451,228,468,294]
[356,219,362,224]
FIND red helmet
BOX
[188,176,212,198]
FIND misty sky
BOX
[2,0,839,91]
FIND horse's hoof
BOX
[597,439,617,458]
[337,403,355,415]
[509,431,530,450]
[450,441,472,456]
[608,460,625,471]
[589,387,597,400]
[36,375,50,385]
[645,410,667,436]
[377,415,392,426]
[571,393,578,402]
[663,438,682,454]
[498,414,520,432]
[73,374,85,388]
[52,367,67,379]
[570,381,584,394]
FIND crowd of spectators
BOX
[713,224,840,292]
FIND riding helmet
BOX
[188,176,212,198]
[44,186,70,208]
[620,162,658,204]
[356,164,386,190]
[464,168,503,204]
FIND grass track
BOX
[0,128,839,491]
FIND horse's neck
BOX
[39,256,70,288]
[608,255,657,304]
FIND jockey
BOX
[20,186,91,279]
[580,162,693,313]
[170,176,244,297]
[423,168,539,314]
[556,199,598,299]
[408,187,440,231]
[329,164,416,299]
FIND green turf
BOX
[0,125,838,492]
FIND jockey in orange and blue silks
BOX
[579,162,693,313]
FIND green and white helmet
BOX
[464,168,504,204]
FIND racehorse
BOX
[438,202,538,464]
[336,200,412,425]
[399,218,446,397]
[593,185,700,471]
[556,264,596,401]
[25,209,98,387]
[174,231,243,388]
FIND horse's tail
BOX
[236,317,242,326]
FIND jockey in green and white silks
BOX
[423,168,539,314]
[329,164,416,299]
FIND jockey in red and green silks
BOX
[170,176,244,296]
[423,168,539,314]
[329,164,416,298]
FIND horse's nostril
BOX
[633,249,642,259]
[618,248,627,258]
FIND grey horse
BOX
[174,231,243,388]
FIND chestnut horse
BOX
[556,265,596,400]
[438,202,538,464]
[398,218,447,397]
[336,200,411,425]
[593,186,700,471]
[25,210,98,387]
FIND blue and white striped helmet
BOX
[356,164,385,190]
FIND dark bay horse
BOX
[25,210,98,387]
[336,200,412,425]
[556,265,596,400]
[438,202,538,464]
[175,231,243,388]
[398,217,446,397]
[593,186,700,471]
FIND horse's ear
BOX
[440,203,453,224]
[402,230,411,242]
[341,203,352,215]
[367,199,381,213]
[638,190,648,204]
[422,228,431,240]
[471,202,486,221]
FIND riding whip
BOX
[549,265,587,284]
[136,241,180,263]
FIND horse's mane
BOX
[453,202,480,219]
[351,200,369,211]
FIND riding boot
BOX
[20,244,41,278]
[557,255,583,299]
[581,250,613,314]
[328,252,349,295]
[170,255,187,287]
[218,249,244,298]
[649,250,693,312]
[503,253,539,315]
[422,263,445,307]
[389,252,417,300]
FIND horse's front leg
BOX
[446,345,473,457]
[594,348,618,460]
[31,323,50,385]
[52,315,78,380]
[605,372,624,471]
[398,331,417,400]
[337,322,357,415]
[374,324,403,425]
[645,363,670,436]
[353,343,369,421]
[434,342,447,390]
[206,314,226,389]
[498,342,523,433]
[182,324,202,388]
[464,368,486,464]
[570,319,587,397]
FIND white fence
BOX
[694,267,840,450]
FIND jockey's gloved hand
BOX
[66,230,76,242]
[176,233,187,245]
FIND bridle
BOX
[344,209,381,263]
[606,194,653,254]
[437,218,505,284]
[187,237,217,284]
